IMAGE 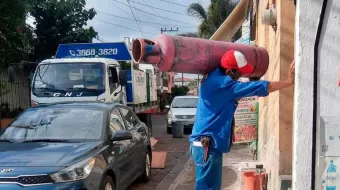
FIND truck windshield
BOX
[32,62,105,97]
[172,98,198,108]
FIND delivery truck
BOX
[8,42,158,135]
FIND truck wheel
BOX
[146,114,152,137]
[137,113,152,137]
[167,126,172,134]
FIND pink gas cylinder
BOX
[132,34,269,78]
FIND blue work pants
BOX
[190,143,223,190]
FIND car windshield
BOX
[0,107,104,142]
[171,98,198,108]
[32,62,105,96]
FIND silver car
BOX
[166,96,198,134]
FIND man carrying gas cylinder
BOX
[189,50,295,190]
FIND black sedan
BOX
[0,102,152,190]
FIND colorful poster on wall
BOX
[233,98,258,143]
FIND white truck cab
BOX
[30,57,127,106]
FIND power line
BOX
[107,0,132,17]
[96,11,197,28]
[94,17,157,35]
[140,0,166,22]
[95,37,106,42]
[129,0,194,17]
[97,36,110,42]
[97,12,164,28]
[108,0,159,27]
[126,0,144,37]
[132,0,163,25]
[130,1,147,32]
[159,0,189,8]
[109,0,197,26]
[96,13,198,32]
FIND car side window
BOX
[120,107,139,130]
[109,109,125,134]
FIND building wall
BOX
[174,81,190,86]
[168,72,175,92]
[0,69,31,113]
[255,0,295,189]
[294,0,340,189]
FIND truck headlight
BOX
[50,158,95,183]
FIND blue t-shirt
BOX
[189,68,270,153]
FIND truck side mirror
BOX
[119,70,128,86]
[8,66,15,83]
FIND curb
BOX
[168,155,194,190]
[154,151,191,190]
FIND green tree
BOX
[187,0,242,41]
[0,0,33,67]
[30,0,98,61]
[119,61,139,70]
[171,85,190,98]
[187,79,199,87]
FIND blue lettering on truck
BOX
[55,42,131,60]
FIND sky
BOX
[26,0,211,79]
[86,0,209,42]
[85,0,211,79]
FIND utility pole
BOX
[160,28,179,34]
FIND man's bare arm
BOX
[268,80,292,93]
[268,60,295,93]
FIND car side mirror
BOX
[119,70,127,86]
[8,66,15,83]
[165,105,170,109]
[112,130,132,141]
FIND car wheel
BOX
[140,150,151,182]
[101,176,116,190]
[166,118,172,134]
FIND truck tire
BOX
[146,114,152,137]
[137,113,153,137]
[167,126,172,134]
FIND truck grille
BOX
[0,175,53,186]
[175,115,195,119]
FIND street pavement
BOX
[128,115,253,190]
[128,115,191,190]
[170,144,253,190]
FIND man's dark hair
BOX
[218,64,237,74]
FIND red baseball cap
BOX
[220,50,254,75]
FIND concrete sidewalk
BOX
[169,144,253,190]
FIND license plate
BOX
[182,122,190,125]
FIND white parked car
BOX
[166,96,198,134]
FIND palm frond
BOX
[187,3,207,21]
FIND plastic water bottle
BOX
[326,160,337,190]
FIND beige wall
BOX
[255,0,295,189]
